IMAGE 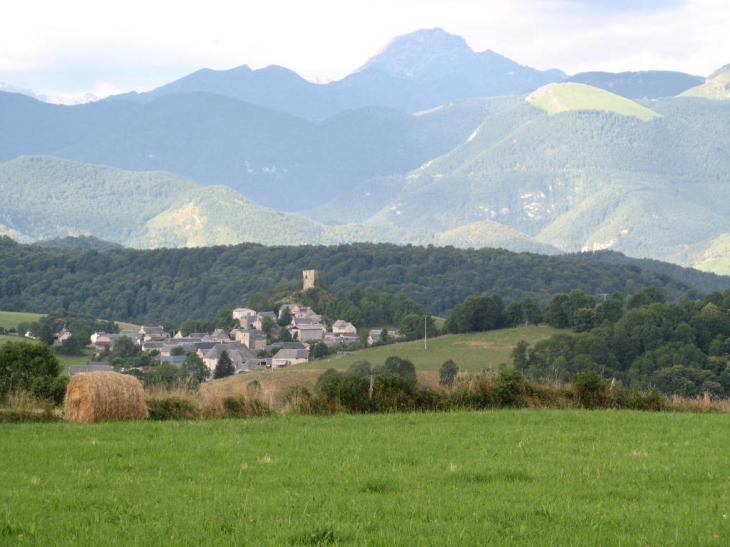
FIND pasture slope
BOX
[298,326,562,372]
[2,411,729,545]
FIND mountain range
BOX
[0,28,729,274]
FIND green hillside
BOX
[350,92,730,271]
[0,156,196,243]
[2,238,722,324]
[298,326,562,372]
[679,65,730,100]
[0,155,560,252]
[691,234,730,275]
[526,82,661,120]
[434,220,560,254]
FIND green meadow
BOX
[0,311,44,331]
[303,326,561,372]
[2,410,729,546]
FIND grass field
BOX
[527,82,661,121]
[2,410,729,545]
[0,334,95,374]
[0,311,45,330]
[299,326,561,372]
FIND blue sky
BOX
[0,0,726,99]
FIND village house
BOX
[252,311,277,331]
[232,308,256,321]
[290,319,324,344]
[210,328,230,342]
[264,341,308,353]
[54,328,73,344]
[323,333,360,347]
[367,329,402,346]
[142,341,165,353]
[332,320,357,336]
[235,330,267,351]
[273,349,311,366]
[139,326,170,343]
[90,332,117,350]
[237,359,270,374]
[200,343,256,372]
[278,304,299,321]
[160,354,187,366]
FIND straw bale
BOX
[65,371,148,423]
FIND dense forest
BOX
[514,287,730,397]
[1,237,727,325]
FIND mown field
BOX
[2,410,729,546]
[300,326,561,372]
[0,311,44,330]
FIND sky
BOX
[0,0,727,100]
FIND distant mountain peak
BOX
[357,28,476,81]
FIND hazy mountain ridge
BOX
[565,70,703,99]
[0,90,486,211]
[108,28,566,118]
[0,155,561,254]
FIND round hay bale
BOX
[65,371,148,423]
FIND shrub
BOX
[571,371,607,409]
[495,369,526,407]
[146,395,199,420]
[217,396,271,418]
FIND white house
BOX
[332,320,357,336]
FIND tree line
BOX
[2,237,724,325]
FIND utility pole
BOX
[424,315,427,350]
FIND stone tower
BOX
[303,270,317,291]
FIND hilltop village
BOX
[67,271,400,377]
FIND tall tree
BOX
[214,350,235,379]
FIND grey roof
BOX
[165,338,198,345]
[142,341,165,350]
[275,349,310,360]
[265,342,306,351]
[160,355,187,366]
[140,326,168,337]
[237,359,270,372]
[204,343,256,361]
[194,341,218,351]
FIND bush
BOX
[219,396,271,418]
[439,360,459,388]
[495,369,526,407]
[571,371,607,409]
[146,395,199,420]
[0,341,67,405]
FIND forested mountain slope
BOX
[314,83,730,270]
[0,238,726,325]
[0,155,560,253]
[0,90,490,211]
